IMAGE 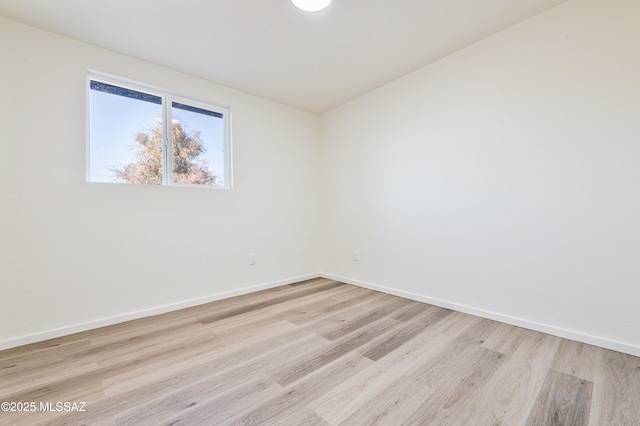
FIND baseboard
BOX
[321,273,640,358]
[5,271,638,357]
[0,273,321,351]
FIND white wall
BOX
[0,18,320,348]
[320,0,640,355]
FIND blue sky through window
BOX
[89,89,162,183]
[172,105,225,185]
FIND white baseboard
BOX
[0,273,321,351]
[321,273,640,358]
[4,271,638,358]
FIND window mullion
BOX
[163,97,172,186]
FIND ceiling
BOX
[0,0,566,114]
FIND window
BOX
[87,73,231,189]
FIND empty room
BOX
[1,0,639,424]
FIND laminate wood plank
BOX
[206,281,361,329]
[0,339,94,385]
[1,353,102,397]
[525,369,593,426]
[298,295,385,338]
[551,339,602,382]
[87,310,204,347]
[389,301,433,322]
[0,339,91,373]
[275,286,371,324]
[5,323,192,401]
[122,373,281,426]
[318,296,408,341]
[262,407,329,426]
[127,374,276,424]
[447,329,562,426]
[230,351,374,425]
[201,285,374,339]
[181,280,336,324]
[196,278,337,313]
[91,324,212,367]
[289,277,334,287]
[481,322,532,355]
[409,337,482,387]
[1,322,209,393]
[199,280,344,324]
[52,333,329,426]
[273,317,400,386]
[85,281,320,347]
[337,376,433,426]
[309,330,451,424]
[0,381,106,426]
[457,316,502,345]
[133,336,326,424]
[0,334,91,361]
[589,349,640,426]
[403,346,506,424]
[101,320,304,396]
[192,278,338,313]
[103,321,313,398]
[201,309,309,343]
[50,369,247,426]
[289,287,381,325]
[360,307,453,361]
[429,310,478,336]
[2,326,218,401]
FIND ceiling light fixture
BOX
[291,0,333,12]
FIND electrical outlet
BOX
[249,253,256,265]
[352,250,359,262]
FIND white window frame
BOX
[86,71,232,189]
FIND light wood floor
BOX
[1,278,639,425]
